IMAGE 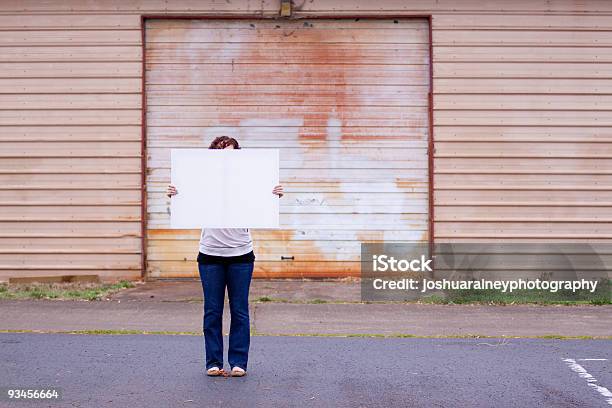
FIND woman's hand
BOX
[166,184,178,198]
[272,184,284,198]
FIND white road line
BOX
[563,358,612,406]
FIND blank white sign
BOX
[170,149,279,229]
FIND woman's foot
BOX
[231,366,246,377]
[206,366,223,376]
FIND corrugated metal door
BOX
[145,18,430,278]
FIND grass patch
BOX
[250,331,612,340]
[0,329,199,336]
[2,329,610,340]
[252,296,333,304]
[0,280,135,301]
[253,296,293,303]
[250,279,610,306]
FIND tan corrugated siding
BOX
[0,1,609,282]
[0,7,144,281]
[430,12,612,242]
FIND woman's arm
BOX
[272,185,284,198]
[166,184,178,198]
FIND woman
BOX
[167,136,283,377]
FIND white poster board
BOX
[170,149,279,229]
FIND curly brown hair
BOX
[209,136,240,150]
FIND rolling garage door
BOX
[145,18,430,278]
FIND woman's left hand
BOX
[272,184,284,198]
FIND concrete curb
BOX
[1,299,610,338]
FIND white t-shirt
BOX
[199,228,253,256]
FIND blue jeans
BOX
[197,261,254,371]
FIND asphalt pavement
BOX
[1,333,611,408]
[1,281,611,407]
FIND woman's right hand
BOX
[166,184,178,198]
